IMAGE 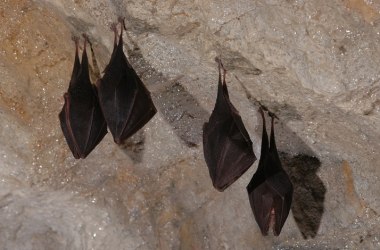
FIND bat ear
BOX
[203,60,256,191]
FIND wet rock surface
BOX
[0,0,379,249]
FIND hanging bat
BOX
[59,36,108,159]
[203,60,256,191]
[97,18,157,144]
[246,108,293,236]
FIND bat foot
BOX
[82,33,92,45]
[71,35,80,51]
[118,16,126,30]
[215,57,226,72]
[71,35,80,43]
[110,22,118,32]
[258,106,265,118]
[214,56,221,64]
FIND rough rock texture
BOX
[0,0,379,249]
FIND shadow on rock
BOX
[280,152,326,238]
[126,39,209,148]
[119,130,145,163]
[154,82,208,147]
[266,107,326,239]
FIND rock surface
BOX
[0,0,379,249]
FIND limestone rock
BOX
[0,0,379,249]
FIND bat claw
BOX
[71,35,80,46]
[71,35,79,42]
[215,57,226,72]
[214,56,221,64]
[82,33,93,46]
[258,107,265,120]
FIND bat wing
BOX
[250,180,274,235]
[59,40,107,159]
[248,170,293,236]
[203,66,256,191]
[266,170,293,235]
[97,27,156,144]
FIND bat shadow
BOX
[126,45,209,150]
[280,151,325,238]
[118,130,146,163]
[272,110,326,239]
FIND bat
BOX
[97,18,157,144]
[246,108,293,236]
[59,36,108,159]
[203,60,256,191]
